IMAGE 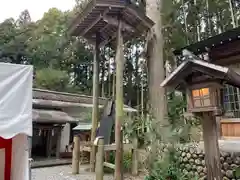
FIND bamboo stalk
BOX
[114,18,124,180]
[90,32,100,172]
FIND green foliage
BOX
[34,68,70,91]
[123,151,132,172]
[144,147,189,180]
[108,151,132,172]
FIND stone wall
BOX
[177,142,240,180]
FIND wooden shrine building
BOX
[32,88,136,160]
[174,26,240,139]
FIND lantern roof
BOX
[68,0,154,46]
[160,50,240,91]
[174,26,240,56]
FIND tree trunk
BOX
[146,0,167,128]
[145,0,168,167]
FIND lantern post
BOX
[186,83,222,180]
[161,50,240,180]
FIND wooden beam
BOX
[131,137,138,176]
[97,4,125,8]
[56,128,61,159]
[99,32,117,47]
[82,143,133,152]
[47,130,52,158]
[125,6,153,29]
[95,137,104,180]
[72,135,80,174]
[201,112,221,180]
[103,162,115,169]
[103,16,135,33]
[104,143,133,151]
[68,0,96,35]
[114,18,124,180]
[80,8,111,36]
[90,31,101,172]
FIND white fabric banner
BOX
[0,63,33,139]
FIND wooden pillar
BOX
[72,135,80,174]
[216,116,221,139]
[56,128,62,159]
[95,137,104,180]
[46,130,52,158]
[131,137,138,176]
[201,112,221,180]
[90,32,101,172]
[115,18,124,180]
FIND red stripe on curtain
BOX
[0,137,12,180]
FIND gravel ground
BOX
[31,165,144,180]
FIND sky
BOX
[0,0,76,23]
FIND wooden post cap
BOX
[94,136,104,146]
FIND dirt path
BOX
[32,165,144,180]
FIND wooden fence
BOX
[95,137,138,180]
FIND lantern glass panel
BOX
[192,88,210,98]
[203,98,211,106]
[200,88,209,96]
[192,89,200,97]
[194,99,201,107]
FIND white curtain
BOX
[0,63,33,139]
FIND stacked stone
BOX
[177,145,240,180]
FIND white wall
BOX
[60,123,70,152]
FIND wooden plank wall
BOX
[221,120,240,138]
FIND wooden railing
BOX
[95,137,138,180]
[71,136,138,176]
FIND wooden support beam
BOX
[125,6,153,29]
[201,112,221,180]
[131,137,138,176]
[80,8,110,36]
[103,162,115,169]
[47,130,52,158]
[72,135,80,174]
[114,18,124,180]
[95,137,104,180]
[56,128,62,159]
[103,16,135,33]
[90,32,101,172]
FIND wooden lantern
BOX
[187,82,223,115]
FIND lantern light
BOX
[187,82,223,115]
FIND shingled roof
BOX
[174,26,240,56]
[33,88,137,112]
